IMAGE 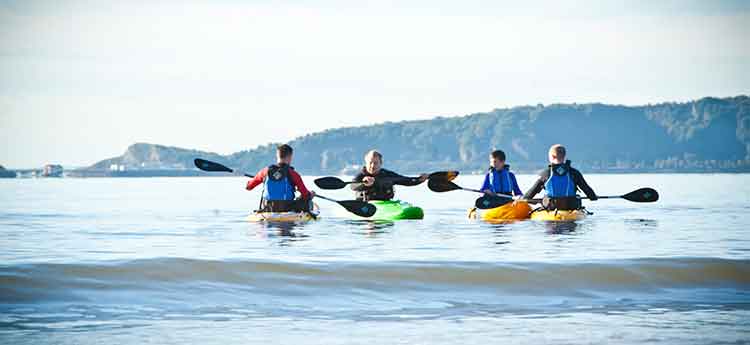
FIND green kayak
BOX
[369,200,424,220]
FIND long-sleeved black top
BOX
[350,167,423,201]
[523,163,598,200]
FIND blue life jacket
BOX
[263,164,295,201]
[544,161,577,198]
[488,165,513,194]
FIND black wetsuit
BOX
[350,168,423,201]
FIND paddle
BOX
[428,178,517,210]
[524,188,660,204]
[313,176,350,190]
[427,178,513,197]
[428,177,519,209]
[474,194,515,209]
[474,187,660,209]
[314,195,376,217]
[194,158,377,217]
[194,158,254,178]
[586,187,659,203]
[315,171,459,190]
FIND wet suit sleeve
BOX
[522,169,549,200]
[571,169,597,200]
[245,167,268,191]
[288,169,311,199]
[349,171,368,191]
[509,172,523,196]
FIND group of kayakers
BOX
[246,143,598,213]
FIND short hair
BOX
[277,144,293,158]
[549,144,566,159]
[364,149,383,162]
[490,150,506,161]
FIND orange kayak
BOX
[468,201,531,222]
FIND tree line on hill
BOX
[76,95,750,176]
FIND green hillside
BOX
[80,96,750,175]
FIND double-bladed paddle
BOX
[427,178,516,209]
[474,187,660,209]
[427,175,659,209]
[193,158,377,217]
[427,178,514,197]
[314,171,459,190]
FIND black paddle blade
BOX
[622,188,659,203]
[314,176,348,190]
[194,158,233,173]
[338,200,377,217]
[427,178,462,193]
[428,171,459,182]
[475,195,512,209]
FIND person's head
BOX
[489,150,506,170]
[364,149,383,174]
[548,144,566,164]
[277,144,293,164]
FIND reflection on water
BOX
[345,219,396,236]
[543,221,579,234]
[249,222,310,243]
[624,218,659,228]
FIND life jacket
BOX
[544,160,577,198]
[263,164,295,201]
[487,165,514,194]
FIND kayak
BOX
[246,203,320,223]
[530,208,586,222]
[468,201,531,222]
[369,200,424,220]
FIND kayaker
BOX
[481,150,523,198]
[245,144,315,212]
[523,144,598,210]
[350,150,428,201]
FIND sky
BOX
[1,0,749,168]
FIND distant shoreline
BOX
[3,168,746,179]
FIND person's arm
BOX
[571,169,597,200]
[480,173,491,192]
[522,170,548,199]
[510,172,523,196]
[349,172,368,191]
[245,168,268,191]
[288,169,311,199]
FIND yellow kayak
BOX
[468,201,531,222]
[246,203,320,223]
[530,209,586,222]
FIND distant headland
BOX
[11,95,748,178]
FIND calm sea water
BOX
[1,174,749,344]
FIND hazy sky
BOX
[1,0,749,168]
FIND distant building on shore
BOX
[42,164,64,177]
[109,164,127,172]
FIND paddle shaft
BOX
[314,194,337,203]
[458,186,515,199]
[526,194,638,203]
[327,172,449,187]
